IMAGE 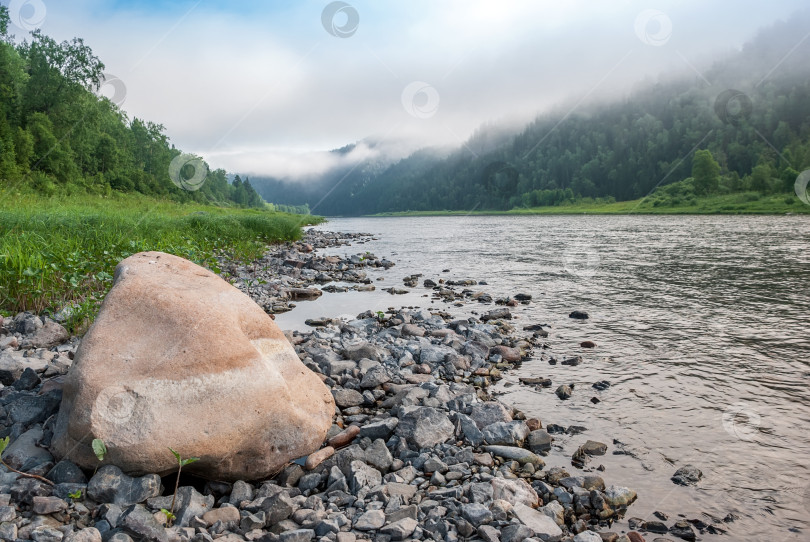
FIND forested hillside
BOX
[0,6,264,208]
[253,13,810,215]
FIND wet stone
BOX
[527,430,552,453]
[668,520,696,540]
[581,440,607,456]
[671,465,702,486]
[642,520,669,534]
[555,385,573,400]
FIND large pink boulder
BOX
[51,251,334,481]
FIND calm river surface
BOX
[275,215,810,540]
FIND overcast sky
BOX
[4,0,807,179]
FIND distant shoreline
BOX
[362,192,810,217]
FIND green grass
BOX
[512,192,810,214]
[373,192,810,216]
[0,189,323,331]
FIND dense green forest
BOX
[0,6,265,208]
[253,13,810,215]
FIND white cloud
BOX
[205,140,383,180]
[32,0,810,179]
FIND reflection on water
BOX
[275,215,810,540]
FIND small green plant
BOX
[375,310,386,321]
[68,489,82,500]
[0,436,55,486]
[91,438,107,475]
[160,509,176,523]
[166,448,199,526]
[92,438,107,461]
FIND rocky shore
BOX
[0,229,716,542]
[214,231,391,316]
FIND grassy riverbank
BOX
[373,191,810,216]
[0,190,322,330]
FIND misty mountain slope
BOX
[252,12,810,215]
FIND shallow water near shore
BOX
[275,214,810,540]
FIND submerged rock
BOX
[482,308,512,321]
[671,465,703,486]
[556,385,573,400]
[581,440,608,456]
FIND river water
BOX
[274,215,810,540]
